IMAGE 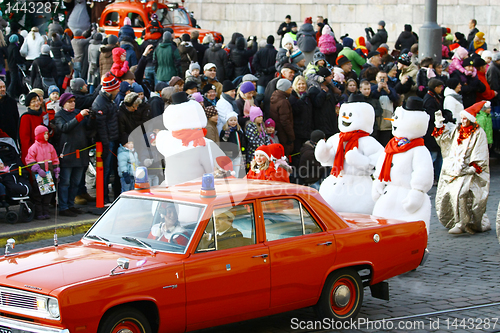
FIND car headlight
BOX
[47,298,60,318]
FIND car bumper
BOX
[0,316,68,333]
[419,248,429,266]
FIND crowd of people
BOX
[0,13,498,235]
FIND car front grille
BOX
[0,289,37,310]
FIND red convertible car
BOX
[0,175,427,333]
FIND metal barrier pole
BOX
[96,142,104,208]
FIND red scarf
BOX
[331,131,370,176]
[457,123,478,145]
[171,128,207,147]
[74,36,85,39]
[378,137,424,182]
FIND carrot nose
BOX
[384,118,394,121]
[342,116,349,119]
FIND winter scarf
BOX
[378,137,425,182]
[171,128,207,147]
[332,130,370,177]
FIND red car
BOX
[100,0,222,41]
[0,176,427,333]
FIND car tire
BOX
[98,306,152,333]
[314,268,363,322]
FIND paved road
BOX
[8,165,500,333]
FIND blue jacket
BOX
[117,144,139,177]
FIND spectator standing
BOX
[252,35,278,95]
[277,15,297,48]
[263,63,296,119]
[99,35,118,79]
[443,78,464,121]
[117,92,149,146]
[50,33,72,90]
[451,57,485,108]
[423,78,445,182]
[204,105,219,144]
[466,19,479,46]
[474,57,497,103]
[298,130,327,189]
[87,33,102,91]
[70,29,91,79]
[30,45,58,95]
[19,27,44,73]
[200,63,223,98]
[270,79,295,156]
[230,36,258,80]
[297,17,317,66]
[371,70,399,146]
[178,33,198,80]
[0,80,19,142]
[216,80,239,133]
[19,92,47,164]
[6,35,23,99]
[245,107,270,168]
[290,75,313,154]
[154,32,181,84]
[395,24,418,52]
[190,31,208,63]
[365,21,388,52]
[338,37,366,76]
[469,32,487,53]
[202,40,228,82]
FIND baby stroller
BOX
[18,64,33,107]
[0,137,34,223]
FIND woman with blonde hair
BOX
[289,75,313,157]
[20,27,45,74]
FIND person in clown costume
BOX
[433,100,491,234]
[315,94,384,214]
[372,97,434,234]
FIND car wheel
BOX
[314,268,363,321]
[99,306,152,333]
[19,201,35,222]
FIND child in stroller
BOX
[0,135,34,223]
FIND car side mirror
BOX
[110,258,130,276]
[4,238,15,256]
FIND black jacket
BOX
[229,37,258,79]
[202,44,228,82]
[366,28,388,51]
[6,42,24,70]
[450,71,486,109]
[310,85,341,138]
[289,90,313,140]
[117,102,151,146]
[0,95,19,142]
[73,87,100,110]
[149,95,165,119]
[50,39,72,77]
[394,31,417,52]
[422,91,443,152]
[31,54,58,89]
[92,90,119,150]
[227,33,244,52]
[299,140,327,185]
[252,44,278,87]
[54,108,95,167]
[191,37,208,63]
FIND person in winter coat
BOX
[290,75,313,154]
[277,15,297,48]
[252,35,278,95]
[264,118,279,144]
[245,107,270,167]
[154,32,181,83]
[487,53,500,97]
[448,46,475,77]
[93,73,121,203]
[178,33,198,80]
[297,17,317,65]
[6,35,24,99]
[338,37,366,76]
[318,25,337,66]
[115,81,132,107]
[416,57,435,98]
[87,33,102,91]
[0,80,19,142]
[54,92,95,216]
[120,37,139,68]
[264,63,296,119]
[99,34,119,79]
[365,20,388,52]
[229,36,258,80]
[270,79,295,156]
[216,80,239,133]
[469,31,487,53]
[70,78,99,110]
[451,57,486,108]
[118,17,136,42]
[204,105,219,144]
[190,30,208,64]
[185,62,202,88]
[70,29,91,78]
[20,27,44,72]
[298,130,327,189]
[110,47,130,79]
[202,42,228,82]
[219,112,246,173]
[395,24,418,52]
[19,92,48,164]
[50,33,72,90]
[474,57,497,103]
[245,145,277,181]
[443,78,464,121]
[117,92,149,146]
[25,125,60,219]
[117,141,139,192]
[235,81,256,129]
[423,78,445,181]
[30,45,58,95]
[227,32,244,52]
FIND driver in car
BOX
[148,203,190,245]
[200,211,244,250]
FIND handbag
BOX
[37,65,56,92]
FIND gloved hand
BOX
[418,85,425,92]
[123,172,131,184]
[372,180,385,202]
[31,163,46,178]
[54,167,60,180]
[317,76,325,83]
[434,111,445,128]
[144,159,153,167]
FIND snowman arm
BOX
[155,130,169,157]
[363,138,385,169]
[371,154,385,202]
[410,147,434,193]
[344,147,370,169]
[315,138,335,166]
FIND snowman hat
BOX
[163,92,207,131]
[347,93,366,103]
[215,156,236,176]
[404,96,425,111]
[461,101,487,123]
[254,145,271,160]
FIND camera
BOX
[380,78,385,83]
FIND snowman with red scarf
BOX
[372,97,433,234]
[315,94,384,214]
[156,92,225,186]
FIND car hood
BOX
[339,212,421,229]
[0,240,178,294]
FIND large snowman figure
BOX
[315,94,384,214]
[372,97,434,233]
[155,92,225,186]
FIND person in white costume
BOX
[315,94,384,214]
[372,97,434,234]
[155,92,225,186]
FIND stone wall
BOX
[184,0,499,50]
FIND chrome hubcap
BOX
[117,329,134,333]
[334,285,351,307]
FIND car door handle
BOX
[317,241,332,246]
[252,254,269,258]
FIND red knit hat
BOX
[254,145,271,160]
[268,143,285,161]
[102,72,120,92]
[304,17,312,24]
[461,101,487,123]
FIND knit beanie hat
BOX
[155,81,169,92]
[163,31,172,43]
[191,92,204,103]
[132,82,144,93]
[342,37,353,49]
[202,84,216,95]
[336,55,350,66]
[240,81,255,94]
[123,17,132,26]
[404,24,412,32]
[378,20,386,27]
[169,76,183,87]
[183,81,198,91]
[124,92,140,107]
[25,92,39,107]
[264,118,276,128]
[267,35,275,45]
[107,34,118,45]
[446,78,460,90]
[276,78,292,91]
[70,78,86,92]
[473,57,487,68]
[48,85,60,96]
[189,62,201,72]
[317,67,332,78]
[313,52,326,64]
[93,32,103,43]
[9,34,18,43]
[282,34,294,47]
[304,17,313,24]
[41,44,50,55]
[102,72,120,92]
[222,80,235,93]
[74,29,83,37]
[204,105,218,119]
[310,129,325,144]
[181,33,190,42]
[59,92,75,108]
[34,125,48,142]
[397,53,411,66]
[249,106,263,122]
[493,52,500,62]
[291,50,305,64]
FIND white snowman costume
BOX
[156,92,225,186]
[372,97,434,234]
[315,95,384,214]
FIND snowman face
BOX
[392,107,430,140]
[338,102,375,134]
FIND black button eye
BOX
[349,112,352,117]
[395,116,398,120]
[342,112,346,117]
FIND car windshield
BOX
[157,8,189,26]
[85,197,205,253]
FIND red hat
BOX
[215,156,235,176]
[268,143,285,161]
[254,145,271,160]
[461,101,487,123]
[102,72,120,92]
[304,17,312,24]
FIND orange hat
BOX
[254,145,271,160]
[461,101,487,122]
